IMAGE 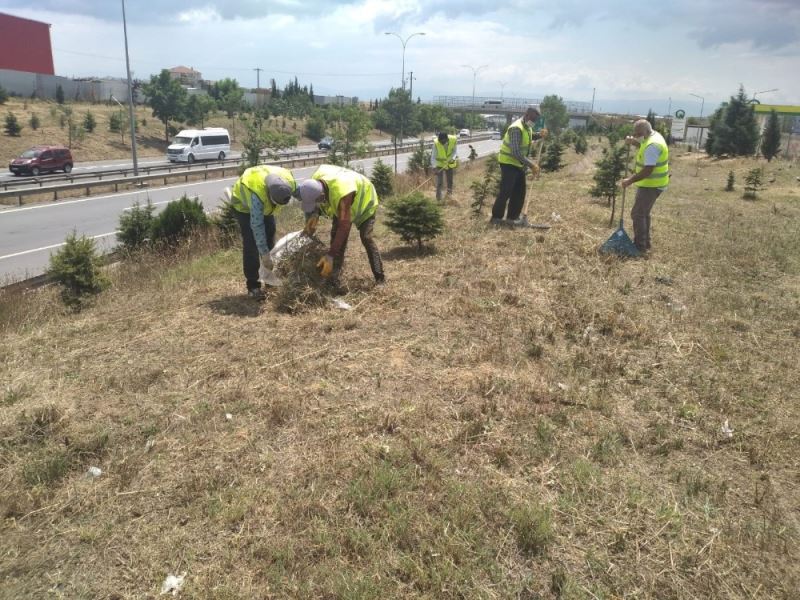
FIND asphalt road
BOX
[0,139,500,282]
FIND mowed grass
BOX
[1,142,799,599]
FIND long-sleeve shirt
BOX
[506,127,535,169]
[249,192,270,255]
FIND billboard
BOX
[0,13,55,75]
[670,118,687,141]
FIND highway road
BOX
[0,138,500,282]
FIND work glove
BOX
[539,128,549,140]
[317,254,334,278]
[529,163,541,178]
[303,215,319,237]
[260,253,274,271]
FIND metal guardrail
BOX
[0,134,491,206]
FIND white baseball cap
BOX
[296,179,324,213]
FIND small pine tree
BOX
[725,170,735,192]
[211,197,240,246]
[590,143,628,225]
[743,168,763,200]
[29,113,40,130]
[83,110,96,133]
[47,231,109,309]
[0,84,8,104]
[150,195,209,245]
[407,141,431,176]
[761,109,781,162]
[385,191,444,250]
[469,145,478,161]
[541,140,564,172]
[4,112,22,136]
[574,134,588,155]
[117,201,155,251]
[370,158,394,198]
[470,153,500,215]
[55,84,65,105]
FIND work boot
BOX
[490,217,509,227]
[247,287,266,301]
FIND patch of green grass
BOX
[510,502,553,556]
[22,448,72,486]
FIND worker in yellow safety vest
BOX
[491,104,548,227]
[431,132,459,202]
[230,165,296,299]
[295,165,385,289]
[621,119,670,253]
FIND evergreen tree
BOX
[83,110,96,133]
[55,84,65,104]
[406,140,431,175]
[706,86,759,157]
[590,143,627,218]
[646,109,656,129]
[371,158,394,198]
[117,201,156,251]
[0,84,8,104]
[4,112,22,136]
[47,231,109,309]
[743,168,763,200]
[385,192,444,251]
[541,140,564,172]
[761,109,781,162]
[725,170,735,192]
[574,134,588,155]
[29,113,40,130]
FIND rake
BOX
[518,135,552,230]
[599,145,640,257]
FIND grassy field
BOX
[1,97,391,166]
[1,141,799,599]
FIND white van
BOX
[167,128,230,163]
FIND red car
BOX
[9,145,73,176]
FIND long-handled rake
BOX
[518,137,551,230]
[599,145,640,257]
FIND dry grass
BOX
[1,141,799,599]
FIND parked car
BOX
[458,129,471,138]
[318,136,334,150]
[9,145,73,176]
[491,130,502,140]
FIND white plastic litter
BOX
[160,573,186,596]
[86,466,102,478]
[258,265,282,287]
[721,420,734,439]
[330,298,353,310]
[557,382,569,391]
[225,413,233,421]
[270,230,313,264]
[550,212,562,222]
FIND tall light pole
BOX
[499,81,508,101]
[752,88,778,103]
[689,93,705,149]
[384,31,425,173]
[384,31,426,91]
[462,64,488,125]
[121,0,139,176]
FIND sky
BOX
[1,0,798,116]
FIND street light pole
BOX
[499,81,507,101]
[752,88,778,103]
[689,93,705,149]
[121,0,139,176]
[462,64,488,124]
[384,31,425,172]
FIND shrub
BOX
[55,84,65,105]
[470,153,500,215]
[725,170,735,192]
[29,113,40,130]
[743,168,763,200]
[0,84,8,104]
[117,201,155,251]
[407,140,431,176]
[370,158,394,198]
[83,110,96,133]
[150,195,209,245]
[385,191,444,250]
[4,112,22,136]
[47,231,109,309]
[541,140,564,172]
[109,111,123,133]
[211,197,240,245]
[574,134,588,155]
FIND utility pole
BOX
[591,88,596,114]
[409,71,414,100]
[121,0,138,176]
[253,67,263,89]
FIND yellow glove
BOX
[530,163,541,178]
[303,215,319,237]
[317,254,334,278]
[539,128,549,139]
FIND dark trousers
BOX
[491,164,527,220]
[330,215,385,284]
[631,187,662,251]
[235,210,276,291]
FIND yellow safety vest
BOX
[634,131,670,188]
[498,118,533,168]
[434,135,459,169]
[313,165,379,227]
[230,165,296,215]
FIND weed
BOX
[510,502,553,556]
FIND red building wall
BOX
[0,13,55,75]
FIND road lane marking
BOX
[0,231,119,261]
